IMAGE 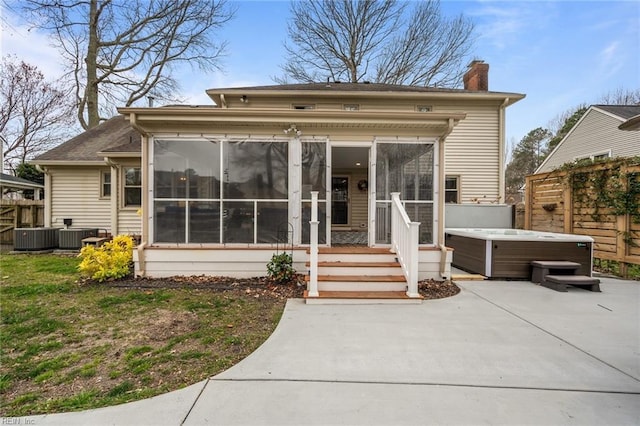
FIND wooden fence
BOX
[525,160,640,277]
[0,200,45,245]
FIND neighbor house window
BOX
[575,150,612,162]
[123,167,141,207]
[445,176,459,203]
[101,171,111,198]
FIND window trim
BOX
[100,170,111,199]
[444,175,460,204]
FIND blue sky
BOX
[2,0,639,150]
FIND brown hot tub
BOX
[445,228,594,279]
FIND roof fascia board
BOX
[97,151,141,158]
[29,160,108,167]
[207,89,525,107]
[0,180,44,189]
[119,108,466,121]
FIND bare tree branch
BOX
[278,0,474,87]
[22,0,235,129]
[1,56,76,172]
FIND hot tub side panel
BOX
[491,241,592,279]
[446,234,487,276]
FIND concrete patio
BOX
[9,276,640,425]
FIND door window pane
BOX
[331,177,349,225]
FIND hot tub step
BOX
[542,275,601,292]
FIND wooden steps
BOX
[304,247,421,304]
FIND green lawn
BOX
[0,254,285,416]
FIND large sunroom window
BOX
[152,139,288,244]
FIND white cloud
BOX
[1,10,65,80]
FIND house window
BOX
[123,167,141,207]
[445,176,460,203]
[101,171,111,198]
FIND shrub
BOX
[78,235,134,282]
[266,252,295,284]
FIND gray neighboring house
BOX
[31,115,142,236]
[535,105,640,174]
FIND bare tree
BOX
[0,56,75,173]
[278,0,474,86]
[597,87,640,105]
[22,0,234,130]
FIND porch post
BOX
[390,192,400,253]
[308,191,319,297]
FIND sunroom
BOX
[119,92,466,282]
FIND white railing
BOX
[308,191,319,297]
[390,193,420,298]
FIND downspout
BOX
[128,113,148,277]
[438,118,455,279]
[36,165,51,226]
[498,98,510,204]
[105,157,119,236]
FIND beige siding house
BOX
[32,116,142,236]
[34,61,524,301]
[535,105,640,174]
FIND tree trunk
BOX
[85,0,100,129]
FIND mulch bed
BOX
[98,274,460,300]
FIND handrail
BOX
[390,193,420,298]
[308,191,319,297]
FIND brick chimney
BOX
[463,60,489,91]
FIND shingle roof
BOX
[594,105,640,120]
[0,173,44,189]
[33,115,140,162]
